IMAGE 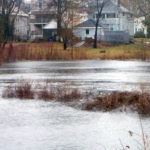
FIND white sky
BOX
[24,0,31,3]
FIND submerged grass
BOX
[84,91,150,114]
[2,81,82,102]
[1,42,150,62]
[2,81,34,99]
[2,81,150,115]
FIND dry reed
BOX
[2,81,150,115]
[1,42,150,63]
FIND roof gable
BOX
[89,0,132,14]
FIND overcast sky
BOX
[24,0,31,3]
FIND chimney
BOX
[118,0,120,7]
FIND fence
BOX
[99,31,130,43]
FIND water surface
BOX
[0,60,150,150]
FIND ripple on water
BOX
[0,60,150,150]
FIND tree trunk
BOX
[57,18,62,42]
[64,42,67,50]
[57,0,62,42]
[94,27,98,48]
[2,41,7,50]
[8,42,13,61]
[94,18,100,49]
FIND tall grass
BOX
[1,42,150,63]
[1,42,88,62]
[2,81,34,99]
[84,91,150,114]
[2,81,150,115]
[3,81,82,102]
[88,44,150,60]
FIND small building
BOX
[43,20,57,40]
[74,19,130,43]
[74,19,107,40]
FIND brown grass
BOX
[84,91,150,114]
[2,82,34,99]
[3,81,82,102]
[2,81,150,115]
[1,42,88,62]
[1,42,150,63]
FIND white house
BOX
[13,10,29,40]
[134,16,147,36]
[29,0,134,43]
[74,19,107,41]
[0,8,29,40]
[29,0,56,40]
[74,1,134,43]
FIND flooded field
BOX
[0,60,150,150]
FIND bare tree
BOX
[89,0,109,48]
[49,0,69,41]
[49,0,81,50]
[61,1,82,50]
[126,0,150,38]
[136,0,150,16]
[0,0,22,49]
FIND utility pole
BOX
[41,0,44,38]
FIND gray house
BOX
[74,0,134,43]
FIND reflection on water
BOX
[1,60,150,92]
[0,60,150,150]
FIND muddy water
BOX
[0,60,150,150]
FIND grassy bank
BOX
[1,42,88,62]
[87,44,150,60]
[1,42,150,63]
[3,81,150,115]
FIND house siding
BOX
[74,28,103,40]
[14,15,29,40]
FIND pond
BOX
[0,60,150,150]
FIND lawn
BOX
[87,43,150,60]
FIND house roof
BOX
[30,10,55,15]
[76,19,102,28]
[43,20,57,29]
[89,1,133,14]
[108,1,131,13]
[12,8,29,17]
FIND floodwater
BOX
[0,60,150,150]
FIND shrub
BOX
[134,31,146,38]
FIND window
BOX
[86,29,89,35]
[35,2,39,8]
[94,14,105,19]
[106,13,116,18]
[101,14,105,19]
[93,14,96,19]
[110,27,113,31]
[39,0,43,9]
